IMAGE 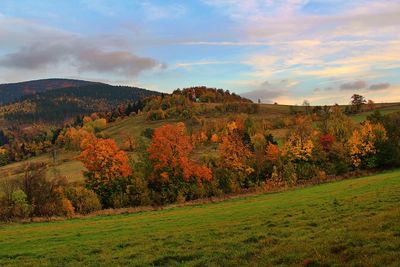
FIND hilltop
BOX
[0,78,97,104]
[0,82,161,126]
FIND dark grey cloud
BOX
[0,42,71,69]
[77,49,160,76]
[340,80,367,90]
[368,82,390,90]
[0,16,163,77]
[0,40,161,76]
[314,86,333,92]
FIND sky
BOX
[0,0,399,105]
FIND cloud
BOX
[141,2,187,20]
[368,82,390,90]
[175,60,233,68]
[340,80,367,90]
[0,16,163,77]
[241,80,296,103]
[77,49,160,76]
[0,41,161,76]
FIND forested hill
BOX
[0,78,97,104]
[0,83,161,125]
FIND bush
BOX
[0,148,9,166]
[142,128,154,139]
[126,176,151,207]
[0,179,20,220]
[11,190,31,218]
[61,198,75,218]
[65,186,102,214]
[281,162,297,185]
[214,168,241,194]
[146,109,166,121]
[295,163,320,181]
[21,163,68,217]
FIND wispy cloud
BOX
[141,2,187,20]
[0,1,399,104]
[175,60,233,68]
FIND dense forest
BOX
[0,78,96,104]
[0,83,161,125]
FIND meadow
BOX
[0,170,399,266]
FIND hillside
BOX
[1,101,400,182]
[0,83,161,125]
[0,170,399,266]
[0,79,96,104]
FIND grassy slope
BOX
[1,102,399,182]
[0,170,399,266]
[0,150,83,182]
[350,105,400,123]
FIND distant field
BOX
[350,104,400,123]
[0,170,399,266]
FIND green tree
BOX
[351,94,366,113]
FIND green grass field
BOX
[349,103,400,123]
[0,170,399,266]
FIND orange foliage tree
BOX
[57,127,95,150]
[217,121,254,191]
[78,138,132,207]
[210,133,219,143]
[266,142,280,163]
[147,123,212,203]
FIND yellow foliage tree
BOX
[282,117,315,162]
[282,132,314,161]
[348,121,387,167]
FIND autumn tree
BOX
[319,106,355,142]
[78,138,132,207]
[282,117,315,162]
[280,116,322,182]
[348,121,388,168]
[147,123,212,203]
[21,162,70,217]
[219,122,254,174]
[210,133,219,143]
[57,127,96,150]
[266,142,280,163]
[319,133,335,152]
[121,133,137,151]
[0,147,9,166]
[217,121,254,191]
[83,118,107,133]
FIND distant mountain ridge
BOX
[0,78,97,104]
[0,80,161,125]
